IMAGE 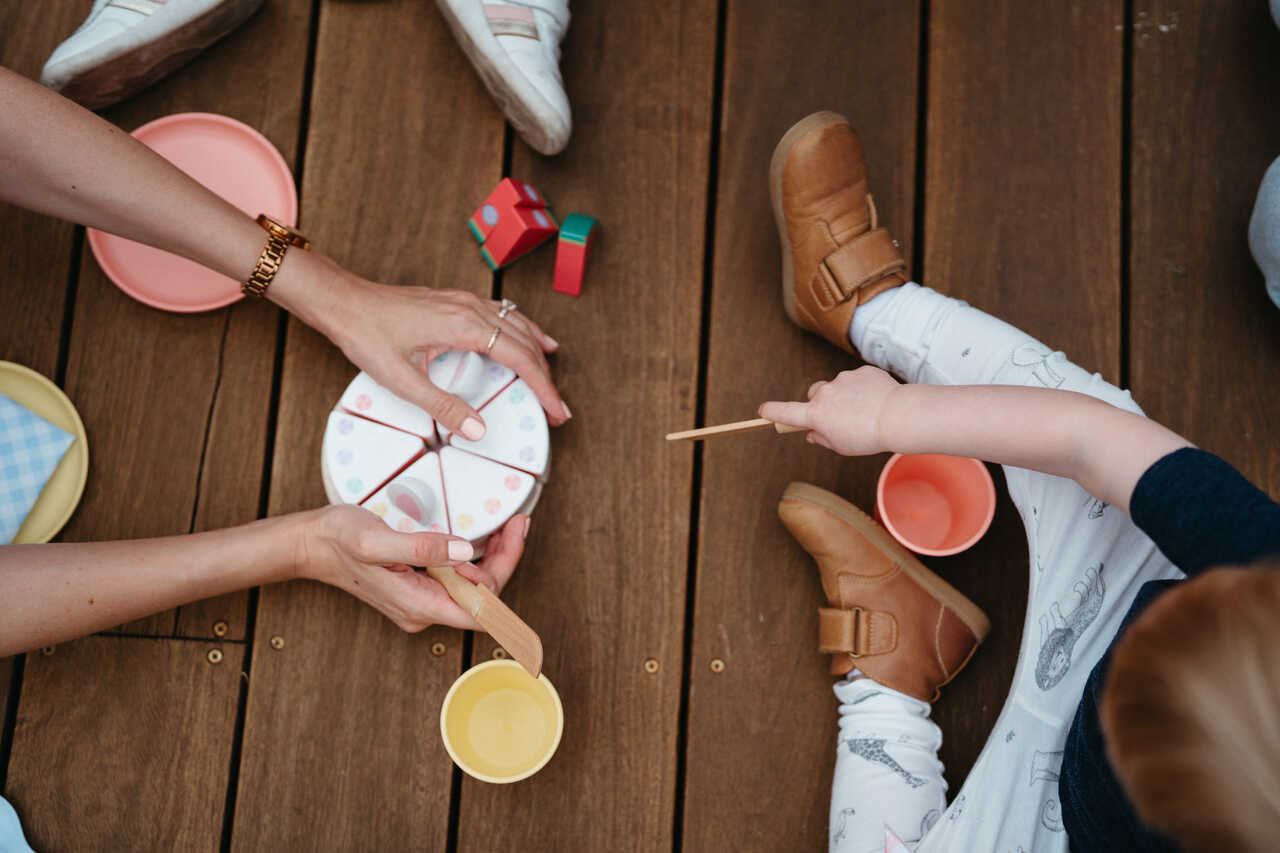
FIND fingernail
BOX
[522,516,531,539]
[461,417,485,440]
[561,401,572,420]
[546,335,560,350]
[448,540,474,561]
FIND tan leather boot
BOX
[770,112,909,354]
[778,482,989,702]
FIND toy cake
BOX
[321,351,550,544]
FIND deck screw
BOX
[492,647,508,660]
[40,646,54,656]
[643,658,660,674]
[212,621,229,638]
[431,642,446,657]
[207,649,223,664]
[710,658,725,673]
[269,635,285,650]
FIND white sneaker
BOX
[41,0,264,110]
[436,0,572,156]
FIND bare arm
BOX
[760,366,1191,513]
[0,66,568,435]
[0,506,528,658]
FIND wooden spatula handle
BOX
[773,422,806,434]
[425,565,484,617]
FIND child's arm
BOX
[760,366,1191,513]
[0,506,527,658]
[0,66,567,435]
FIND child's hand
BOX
[295,504,528,632]
[759,365,900,456]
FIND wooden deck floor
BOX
[3,1,1279,849]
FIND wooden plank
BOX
[54,0,313,638]
[455,1,715,849]
[682,2,920,848]
[0,1,86,380]
[1130,0,1280,492]
[918,0,1125,791]
[4,637,244,850]
[230,0,502,847]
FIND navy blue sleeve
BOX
[1129,447,1280,576]
[1061,450,1280,850]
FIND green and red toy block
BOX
[468,179,598,294]
[553,213,598,297]
[468,178,558,270]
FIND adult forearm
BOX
[876,384,1191,512]
[0,514,305,656]
[0,66,265,281]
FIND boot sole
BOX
[768,110,851,329]
[51,0,265,111]
[435,0,570,156]
[781,481,992,642]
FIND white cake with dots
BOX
[321,351,549,543]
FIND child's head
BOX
[1101,562,1280,852]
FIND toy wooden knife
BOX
[666,417,805,441]
[425,564,543,677]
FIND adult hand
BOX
[759,365,900,456]
[275,256,569,440]
[296,504,530,632]
[293,256,573,435]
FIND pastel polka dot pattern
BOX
[338,371,434,439]
[323,410,425,504]
[323,353,547,543]
[445,378,549,478]
[481,203,499,226]
[439,447,535,542]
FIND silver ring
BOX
[485,326,502,354]
[497,298,517,319]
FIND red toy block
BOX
[469,179,548,243]
[479,205,558,270]
[553,214,599,296]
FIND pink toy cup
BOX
[875,453,996,556]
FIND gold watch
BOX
[242,214,311,298]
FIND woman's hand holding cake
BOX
[269,256,570,442]
[295,505,530,633]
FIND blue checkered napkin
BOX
[0,392,75,543]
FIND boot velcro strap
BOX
[814,228,906,310]
[818,607,898,657]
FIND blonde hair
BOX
[1101,563,1280,852]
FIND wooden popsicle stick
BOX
[665,417,806,441]
[425,565,544,677]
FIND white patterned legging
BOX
[829,283,1182,853]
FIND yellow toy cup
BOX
[440,660,563,783]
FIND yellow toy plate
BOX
[440,659,563,783]
[0,361,89,543]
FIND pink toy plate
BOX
[87,113,298,313]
